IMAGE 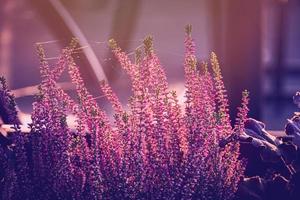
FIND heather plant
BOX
[0,26,249,200]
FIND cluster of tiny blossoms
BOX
[0,26,249,200]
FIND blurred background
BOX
[0,0,299,130]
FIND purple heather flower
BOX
[0,26,248,200]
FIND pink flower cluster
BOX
[0,26,249,200]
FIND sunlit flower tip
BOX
[185,24,192,36]
[69,37,79,50]
[35,44,46,61]
[235,90,250,132]
[210,52,218,67]
[108,38,118,50]
[99,79,106,86]
[242,89,250,98]
[143,35,154,55]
